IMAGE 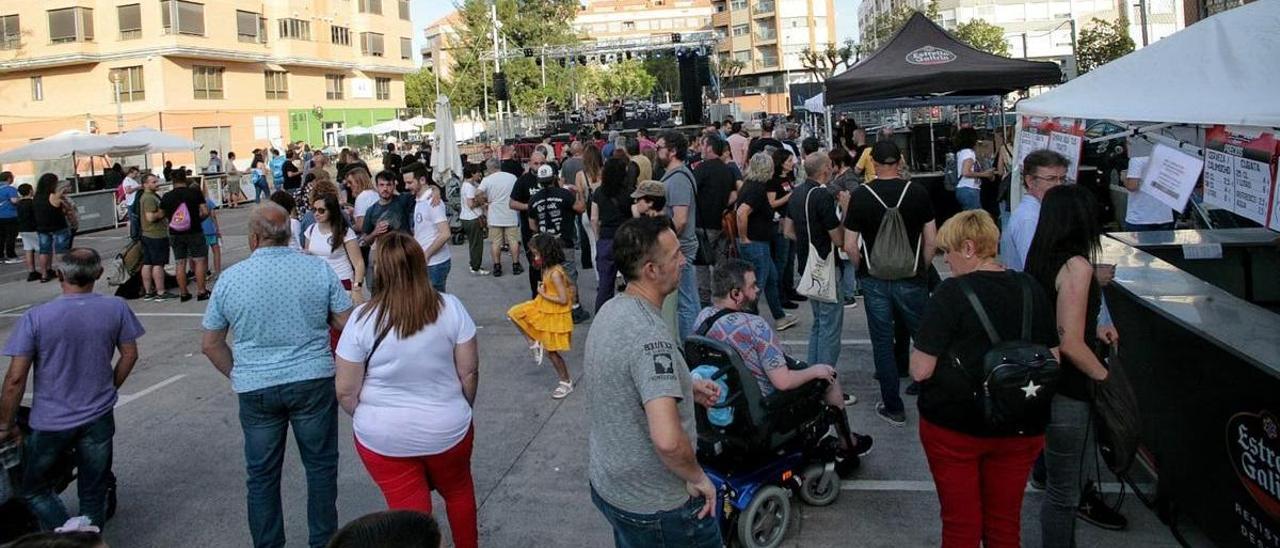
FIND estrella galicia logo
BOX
[905,46,957,66]
[653,353,674,376]
[1227,410,1280,523]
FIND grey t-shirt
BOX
[586,292,696,514]
[561,156,584,189]
[662,164,699,259]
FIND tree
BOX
[644,56,682,101]
[951,18,1010,57]
[860,1,940,53]
[716,57,745,88]
[581,60,658,103]
[1076,18,1135,74]
[799,40,855,81]
[442,0,580,115]
[404,67,435,109]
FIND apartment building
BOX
[573,0,715,42]
[712,0,837,114]
[858,0,1183,72]
[422,11,461,82]
[0,0,415,174]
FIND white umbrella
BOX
[371,119,419,134]
[0,129,148,163]
[406,115,435,126]
[431,95,464,182]
[118,126,203,153]
[343,126,374,136]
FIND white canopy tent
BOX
[118,126,203,153]
[0,130,149,164]
[431,95,464,183]
[406,115,436,127]
[804,93,825,112]
[371,119,420,135]
[342,126,374,136]
[1018,0,1280,127]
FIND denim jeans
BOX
[676,258,699,342]
[595,238,617,313]
[956,187,982,211]
[21,411,115,530]
[36,228,72,255]
[771,228,794,297]
[808,297,844,366]
[838,256,858,298]
[859,275,928,413]
[738,241,784,320]
[1041,394,1093,548]
[238,377,339,548]
[590,485,722,548]
[428,259,451,293]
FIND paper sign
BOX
[1233,155,1272,225]
[1270,164,1280,232]
[1016,131,1050,174]
[1182,243,1223,260]
[1203,149,1235,212]
[1049,132,1084,182]
[1204,125,1278,229]
[1138,143,1204,212]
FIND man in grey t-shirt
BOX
[657,130,701,343]
[587,216,722,547]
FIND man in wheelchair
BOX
[691,258,873,475]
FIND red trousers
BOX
[354,427,478,548]
[919,419,1044,548]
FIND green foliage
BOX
[860,1,940,53]
[951,18,1010,57]
[644,56,683,100]
[581,60,658,103]
[404,67,435,109]
[1076,18,1135,74]
[799,41,855,80]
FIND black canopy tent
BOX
[824,13,1064,105]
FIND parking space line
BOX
[839,480,1145,494]
[0,312,207,318]
[115,374,187,409]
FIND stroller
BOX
[0,406,117,542]
[686,336,846,548]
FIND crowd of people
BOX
[0,113,1137,548]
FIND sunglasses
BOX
[315,207,327,214]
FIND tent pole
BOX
[825,107,834,150]
[929,119,936,171]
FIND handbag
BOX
[795,187,839,303]
[1092,344,1141,476]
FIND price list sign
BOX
[1203,125,1278,227]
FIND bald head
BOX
[250,203,291,247]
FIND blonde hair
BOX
[345,168,372,195]
[937,209,999,259]
[744,152,774,183]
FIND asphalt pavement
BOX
[0,207,1197,547]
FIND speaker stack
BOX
[678,52,704,125]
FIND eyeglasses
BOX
[314,208,327,214]
[1031,174,1068,184]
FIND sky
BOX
[409,0,861,67]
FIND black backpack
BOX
[957,276,1060,435]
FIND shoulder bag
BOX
[795,187,839,303]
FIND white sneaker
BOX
[775,314,799,331]
[551,381,574,399]
[471,268,490,275]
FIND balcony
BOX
[754,28,776,42]
[758,56,778,68]
[753,1,775,16]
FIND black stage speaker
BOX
[678,53,703,125]
[494,72,509,101]
[697,55,712,86]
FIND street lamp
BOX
[109,71,125,132]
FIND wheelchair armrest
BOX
[760,379,829,411]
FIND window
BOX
[331,25,350,45]
[376,77,391,100]
[326,74,344,100]
[237,10,265,43]
[398,0,410,20]
[399,37,412,60]
[49,7,93,43]
[30,76,43,101]
[360,32,384,56]
[110,66,145,102]
[264,70,288,100]
[278,18,310,40]
[0,15,18,50]
[732,24,748,36]
[160,1,204,36]
[359,0,382,15]
[192,65,223,99]
[733,49,750,63]
[730,0,748,9]
[118,4,141,40]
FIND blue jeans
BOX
[859,275,928,413]
[595,238,617,313]
[956,187,982,211]
[21,411,115,530]
[590,485,722,548]
[808,297,844,366]
[1121,220,1174,232]
[738,241,784,320]
[254,184,270,203]
[838,257,858,298]
[428,259,451,293]
[238,377,339,548]
[36,228,72,255]
[1041,394,1093,548]
[676,258,699,341]
[771,229,793,297]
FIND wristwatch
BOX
[353,281,364,288]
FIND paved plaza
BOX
[0,207,1197,547]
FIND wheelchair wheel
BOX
[736,485,790,548]
[798,464,839,507]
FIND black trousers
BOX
[0,218,18,259]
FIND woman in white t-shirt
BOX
[954,128,994,211]
[306,192,364,349]
[335,232,479,548]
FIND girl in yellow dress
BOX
[508,233,575,399]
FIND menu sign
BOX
[1203,126,1278,227]
[1016,117,1085,184]
[1138,144,1204,212]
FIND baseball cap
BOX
[871,140,901,165]
[536,164,556,181]
[630,180,665,199]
